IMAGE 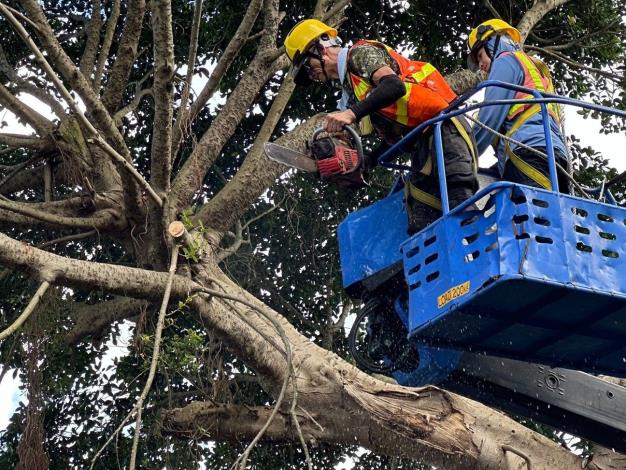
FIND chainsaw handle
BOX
[311,126,364,167]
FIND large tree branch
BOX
[162,391,593,469]
[0,209,90,230]
[92,0,121,92]
[101,0,147,112]
[79,0,102,78]
[195,79,312,232]
[0,191,123,226]
[168,262,617,469]
[516,0,572,43]
[170,54,282,214]
[161,265,592,470]
[0,133,49,150]
[0,232,193,299]
[0,83,54,135]
[66,297,149,345]
[150,0,175,193]
[0,200,614,470]
[0,199,122,231]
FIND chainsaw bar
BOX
[264,142,318,173]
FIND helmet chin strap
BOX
[486,35,502,61]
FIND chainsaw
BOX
[264,126,366,188]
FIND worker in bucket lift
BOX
[468,19,570,192]
[284,19,479,234]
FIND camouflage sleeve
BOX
[348,45,394,82]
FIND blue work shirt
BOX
[474,37,567,176]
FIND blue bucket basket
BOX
[401,183,626,376]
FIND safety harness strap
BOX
[502,104,553,189]
[450,116,478,173]
[405,181,442,210]
[407,116,476,208]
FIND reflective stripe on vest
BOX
[504,51,560,122]
[348,40,456,128]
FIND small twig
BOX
[502,444,532,469]
[0,281,50,341]
[524,45,623,82]
[113,88,153,126]
[241,195,287,232]
[245,29,266,43]
[175,0,203,130]
[90,246,179,470]
[36,230,97,249]
[297,405,324,432]
[290,375,312,470]
[128,245,179,470]
[482,0,502,19]
[216,220,246,263]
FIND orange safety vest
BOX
[348,40,457,127]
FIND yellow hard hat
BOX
[284,19,337,63]
[284,19,337,84]
[467,19,521,71]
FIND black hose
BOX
[348,297,396,375]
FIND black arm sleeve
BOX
[348,74,405,121]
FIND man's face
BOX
[477,46,491,73]
[304,55,327,82]
[301,42,340,82]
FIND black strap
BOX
[349,74,405,121]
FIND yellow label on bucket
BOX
[437,281,470,308]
